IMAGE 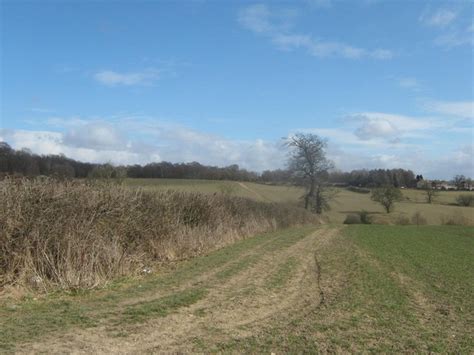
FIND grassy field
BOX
[124,178,474,225]
[2,225,472,352]
[125,178,302,203]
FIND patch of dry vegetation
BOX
[0,178,318,291]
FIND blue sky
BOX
[1,0,473,178]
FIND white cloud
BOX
[64,122,125,150]
[423,100,474,119]
[423,144,474,179]
[94,69,160,86]
[420,8,457,27]
[355,118,399,140]
[299,108,472,178]
[2,112,472,179]
[238,4,393,60]
[333,144,473,179]
[0,128,159,165]
[120,120,286,171]
[347,112,439,141]
[0,119,286,172]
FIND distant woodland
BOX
[0,141,421,188]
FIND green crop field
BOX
[2,225,472,353]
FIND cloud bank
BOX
[2,106,473,179]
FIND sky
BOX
[0,0,473,179]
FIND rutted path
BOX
[18,226,341,354]
[236,182,270,202]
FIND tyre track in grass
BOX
[18,226,341,354]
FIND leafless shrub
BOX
[395,215,410,225]
[343,214,361,224]
[0,177,318,290]
[411,211,427,225]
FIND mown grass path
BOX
[1,225,473,353]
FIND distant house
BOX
[416,180,427,189]
[416,179,436,189]
[417,180,457,190]
[459,181,474,191]
[433,182,456,190]
[416,177,472,190]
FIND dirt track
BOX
[20,227,340,353]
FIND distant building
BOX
[417,180,457,190]
[416,180,427,189]
[433,182,456,190]
[415,176,472,190]
[459,181,474,191]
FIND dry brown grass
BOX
[0,178,318,291]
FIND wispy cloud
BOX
[423,100,474,120]
[419,8,458,27]
[434,27,474,48]
[237,3,274,34]
[238,4,393,60]
[419,6,473,48]
[94,69,160,86]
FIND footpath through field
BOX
[6,226,339,353]
[236,181,271,202]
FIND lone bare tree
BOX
[286,133,334,214]
[453,175,467,190]
[422,181,438,204]
[371,186,403,213]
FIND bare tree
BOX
[453,175,466,190]
[421,181,438,204]
[371,186,403,213]
[285,133,334,214]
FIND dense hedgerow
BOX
[0,178,318,290]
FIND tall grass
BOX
[0,178,318,290]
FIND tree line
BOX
[0,140,450,190]
[0,142,258,181]
[261,167,417,188]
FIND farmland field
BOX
[2,225,472,352]
[124,178,474,225]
